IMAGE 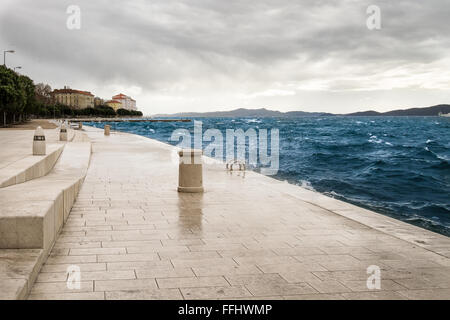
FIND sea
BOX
[85,116,450,236]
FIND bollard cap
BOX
[34,126,46,141]
[34,126,45,136]
[178,149,203,156]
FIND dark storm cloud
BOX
[1,0,449,113]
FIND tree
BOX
[117,108,143,117]
[35,83,52,105]
[19,75,36,119]
[0,65,28,125]
[1,65,143,124]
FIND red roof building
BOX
[53,88,94,96]
[111,93,137,111]
[51,87,95,109]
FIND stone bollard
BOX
[33,126,46,155]
[78,122,82,129]
[177,149,204,193]
[60,123,68,141]
[104,124,110,136]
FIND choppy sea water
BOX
[86,117,450,236]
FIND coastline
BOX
[2,123,449,299]
[122,127,450,250]
[30,124,450,299]
[85,117,450,237]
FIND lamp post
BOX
[14,66,22,72]
[3,50,15,66]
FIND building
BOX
[52,86,94,109]
[94,97,104,107]
[105,100,122,111]
[111,93,137,110]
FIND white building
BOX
[111,93,137,111]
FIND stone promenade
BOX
[29,126,450,300]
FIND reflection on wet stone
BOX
[176,193,204,236]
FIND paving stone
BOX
[157,276,229,289]
[40,263,106,273]
[105,288,182,300]
[28,292,105,300]
[107,260,173,270]
[397,289,450,300]
[306,280,352,293]
[97,253,160,263]
[259,262,327,273]
[225,274,287,286]
[180,286,252,299]
[95,279,157,291]
[340,279,406,292]
[136,267,195,279]
[193,265,262,277]
[45,255,97,264]
[246,282,317,297]
[284,293,345,300]
[31,281,93,294]
[69,247,126,255]
[171,258,238,268]
[340,291,407,300]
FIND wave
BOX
[428,160,450,170]
[298,179,316,191]
[423,146,450,162]
[245,119,261,123]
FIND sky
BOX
[1,0,449,115]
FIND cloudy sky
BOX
[1,0,449,115]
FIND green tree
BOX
[19,75,36,120]
[0,65,22,125]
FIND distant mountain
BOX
[153,108,333,118]
[346,104,450,116]
[152,105,450,118]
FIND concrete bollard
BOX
[177,149,204,193]
[33,126,46,155]
[60,123,68,141]
[104,124,110,136]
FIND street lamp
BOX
[3,50,15,66]
[14,66,22,72]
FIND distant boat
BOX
[438,112,450,117]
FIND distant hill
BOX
[152,105,450,118]
[346,104,450,116]
[153,108,333,118]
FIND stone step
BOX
[0,140,91,299]
[0,249,45,300]
[0,142,91,249]
[0,144,65,188]
[0,127,77,189]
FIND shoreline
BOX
[1,123,448,300]
[87,124,450,249]
[84,120,450,238]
